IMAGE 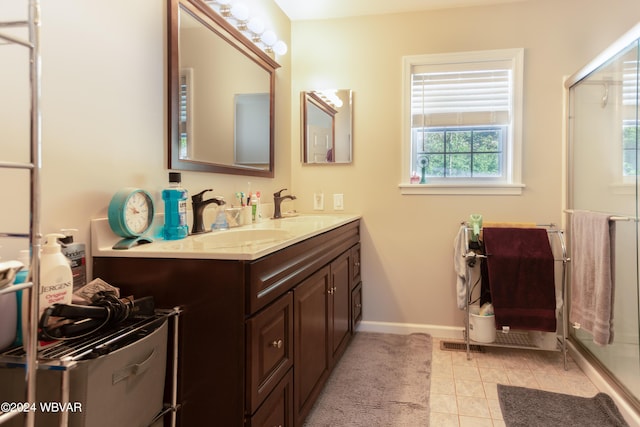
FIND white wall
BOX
[290,0,640,332]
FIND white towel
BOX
[569,210,616,346]
[453,225,468,310]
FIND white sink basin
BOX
[191,228,295,250]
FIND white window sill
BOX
[399,183,525,195]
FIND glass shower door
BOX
[567,31,640,406]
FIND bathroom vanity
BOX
[92,214,362,427]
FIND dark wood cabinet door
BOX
[351,243,361,289]
[293,266,330,426]
[330,251,351,363]
[352,282,363,331]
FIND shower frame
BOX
[565,22,640,412]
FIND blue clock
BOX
[108,188,155,249]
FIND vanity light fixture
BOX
[261,29,277,51]
[215,0,232,16]
[247,17,265,42]
[204,0,287,56]
[316,90,343,109]
[230,3,249,30]
[273,40,287,55]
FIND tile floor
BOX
[429,338,600,426]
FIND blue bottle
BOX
[162,172,189,240]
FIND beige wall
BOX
[2,0,639,334]
[290,0,640,332]
[0,0,291,268]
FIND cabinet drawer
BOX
[247,221,360,313]
[352,282,363,331]
[247,369,293,427]
[246,292,294,414]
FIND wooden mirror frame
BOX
[168,0,280,177]
[301,89,353,164]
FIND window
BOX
[179,68,194,160]
[622,58,639,178]
[623,121,637,177]
[401,49,525,195]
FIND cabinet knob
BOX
[356,303,362,308]
[354,261,360,267]
[270,339,283,349]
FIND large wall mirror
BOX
[168,0,280,177]
[302,89,353,164]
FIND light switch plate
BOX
[333,194,344,210]
[314,193,324,210]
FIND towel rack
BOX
[564,209,638,222]
[460,223,570,370]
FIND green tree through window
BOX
[416,127,504,178]
[623,122,638,176]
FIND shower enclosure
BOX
[566,23,640,409]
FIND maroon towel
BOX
[483,227,556,332]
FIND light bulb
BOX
[247,17,264,35]
[261,30,277,47]
[231,4,249,21]
[273,40,288,56]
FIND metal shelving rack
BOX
[461,224,570,370]
[0,309,182,427]
[0,1,41,426]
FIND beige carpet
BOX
[303,332,432,426]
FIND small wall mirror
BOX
[168,0,280,177]
[302,89,353,164]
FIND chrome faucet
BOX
[191,189,225,234]
[273,188,296,219]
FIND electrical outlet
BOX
[314,193,324,210]
[333,193,344,210]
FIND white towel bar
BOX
[564,209,638,222]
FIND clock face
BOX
[108,188,155,238]
[125,191,152,235]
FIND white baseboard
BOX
[357,320,464,339]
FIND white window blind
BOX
[623,60,639,107]
[411,61,513,127]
